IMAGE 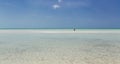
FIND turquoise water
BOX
[0,29,120,64]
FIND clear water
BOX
[0,29,120,64]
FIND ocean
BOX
[0,29,120,64]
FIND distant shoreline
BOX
[0,29,120,33]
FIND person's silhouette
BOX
[73,28,76,31]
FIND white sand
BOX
[0,29,120,33]
[0,29,120,64]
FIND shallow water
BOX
[0,29,120,64]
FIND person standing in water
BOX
[73,28,76,31]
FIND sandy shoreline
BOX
[0,29,120,33]
[1,39,120,64]
[0,30,120,64]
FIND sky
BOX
[0,0,120,28]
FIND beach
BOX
[0,29,120,64]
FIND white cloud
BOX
[52,4,60,9]
[52,0,63,9]
[26,0,91,9]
